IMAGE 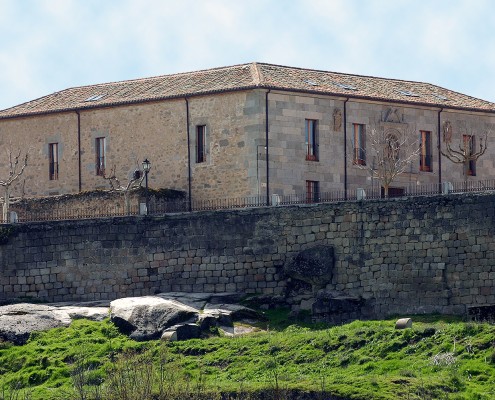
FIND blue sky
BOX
[1,0,494,111]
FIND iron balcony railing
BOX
[2,178,495,224]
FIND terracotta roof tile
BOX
[1,62,494,119]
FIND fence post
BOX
[442,181,453,194]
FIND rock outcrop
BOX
[110,293,262,341]
[284,245,335,291]
[0,292,262,345]
[0,303,108,345]
[110,297,199,341]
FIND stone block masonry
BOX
[1,192,495,319]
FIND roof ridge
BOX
[250,62,262,86]
[55,62,255,93]
[254,62,445,88]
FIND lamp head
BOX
[142,158,151,172]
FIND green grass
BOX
[1,313,495,399]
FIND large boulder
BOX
[284,245,335,291]
[0,303,109,345]
[155,292,243,310]
[0,293,265,345]
[0,304,71,345]
[161,324,202,341]
[56,306,109,321]
[110,296,199,341]
[197,309,233,331]
[204,303,263,322]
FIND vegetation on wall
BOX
[0,225,15,245]
[1,312,494,400]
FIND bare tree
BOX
[352,123,419,197]
[102,165,145,214]
[0,148,28,223]
[441,129,488,189]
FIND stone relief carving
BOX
[443,121,453,143]
[333,108,342,131]
[382,108,403,123]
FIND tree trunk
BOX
[383,184,389,198]
[2,187,9,223]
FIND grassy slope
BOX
[1,312,495,399]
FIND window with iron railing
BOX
[49,143,59,180]
[305,119,319,161]
[306,180,320,203]
[420,130,432,172]
[196,125,206,163]
[95,137,106,176]
[353,123,366,165]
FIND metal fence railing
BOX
[149,195,267,213]
[14,204,141,223]
[2,178,495,224]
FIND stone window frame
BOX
[196,125,207,163]
[305,119,319,161]
[419,130,433,172]
[353,123,366,165]
[95,137,106,176]
[48,142,59,180]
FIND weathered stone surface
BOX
[155,292,243,310]
[197,309,233,330]
[161,323,202,341]
[284,245,335,290]
[0,304,72,345]
[204,303,263,321]
[0,293,267,345]
[110,296,198,341]
[395,318,413,329]
[0,302,110,345]
[57,306,109,321]
[220,325,260,337]
[468,305,495,322]
[4,192,495,322]
[312,292,367,325]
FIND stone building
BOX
[0,62,494,203]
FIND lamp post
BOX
[142,158,151,215]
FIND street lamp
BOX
[142,158,151,215]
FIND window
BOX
[48,143,59,180]
[398,90,420,97]
[420,131,432,172]
[381,186,405,198]
[353,124,366,165]
[95,137,106,176]
[196,125,206,163]
[306,180,320,203]
[463,135,476,176]
[305,119,318,161]
[84,94,106,102]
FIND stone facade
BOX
[0,90,266,200]
[1,79,495,205]
[1,192,494,319]
[268,92,495,195]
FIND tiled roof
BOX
[1,62,494,119]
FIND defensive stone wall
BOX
[1,192,494,319]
